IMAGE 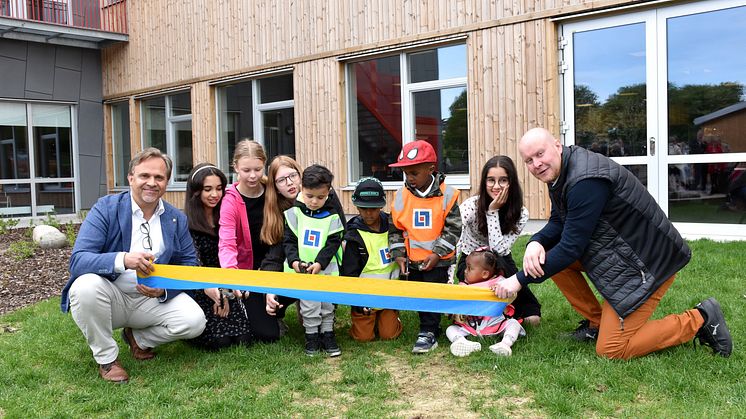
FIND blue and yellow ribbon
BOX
[138,264,509,316]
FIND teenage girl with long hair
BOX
[457,155,541,325]
[184,163,252,350]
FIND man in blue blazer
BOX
[63,148,206,383]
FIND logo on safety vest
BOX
[413,209,431,229]
[379,247,392,264]
[303,229,321,248]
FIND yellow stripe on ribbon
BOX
[138,264,510,316]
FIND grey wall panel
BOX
[0,38,27,61]
[53,67,82,102]
[79,49,102,102]
[78,154,104,208]
[77,99,104,156]
[25,43,55,95]
[0,56,26,98]
[55,46,82,71]
[24,91,53,100]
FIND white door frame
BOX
[561,0,746,240]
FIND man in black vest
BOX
[493,127,732,359]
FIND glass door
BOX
[658,1,746,238]
[562,0,746,239]
[562,11,659,195]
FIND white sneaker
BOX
[489,341,512,357]
[450,339,482,357]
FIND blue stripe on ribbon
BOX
[140,275,507,317]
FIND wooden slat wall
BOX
[102,0,636,214]
[466,20,558,220]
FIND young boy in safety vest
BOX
[283,164,346,357]
[341,177,403,342]
[389,140,462,353]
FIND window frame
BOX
[214,73,295,178]
[344,43,469,189]
[139,91,192,186]
[110,100,130,189]
[0,100,79,217]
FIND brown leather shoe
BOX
[98,360,129,383]
[122,327,155,360]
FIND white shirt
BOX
[414,175,436,198]
[113,196,166,296]
[457,195,529,256]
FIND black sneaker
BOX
[694,298,732,357]
[570,319,599,342]
[320,331,342,357]
[304,333,320,356]
[412,331,438,354]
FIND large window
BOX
[346,44,468,184]
[216,74,295,179]
[0,101,76,217]
[141,92,192,183]
[111,101,130,188]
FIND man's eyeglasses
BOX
[486,177,510,188]
[275,171,300,186]
[140,222,152,251]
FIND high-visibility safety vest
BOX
[391,182,459,262]
[358,230,399,279]
[283,206,344,275]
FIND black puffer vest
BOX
[549,146,691,319]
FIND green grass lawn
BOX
[1,238,744,418]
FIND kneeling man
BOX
[62,148,206,383]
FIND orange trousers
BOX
[349,309,403,342]
[551,261,704,359]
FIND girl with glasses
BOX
[456,155,542,327]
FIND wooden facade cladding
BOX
[101,0,634,214]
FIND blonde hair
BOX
[232,138,268,185]
[261,155,303,245]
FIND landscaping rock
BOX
[32,225,67,249]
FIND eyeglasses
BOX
[486,177,510,188]
[140,222,152,251]
[275,171,300,186]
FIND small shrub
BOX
[65,222,78,247]
[0,218,20,235]
[44,213,61,229]
[8,241,37,260]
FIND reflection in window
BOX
[216,74,294,178]
[413,87,468,175]
[669,161,746,224]
[668,6,746,155]
[347,44,468,182]
[0,102,29,180]
[263,108,295,160]
[111,102,130,187]
[666,5,746,221]
[0,102,75,216]
[348,55,402,182]
[260,74,294,103]
[141,92,192,182]
[32,104,72,179]
[573,23,647,157]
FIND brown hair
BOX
[184,163,227,236]
[128,147,173,181]
[261,155,303,245]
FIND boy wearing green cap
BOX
[341,177,403,342]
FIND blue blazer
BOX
[62,191,198,312]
